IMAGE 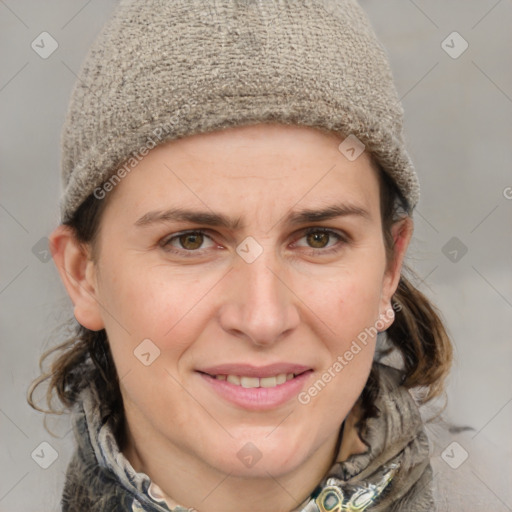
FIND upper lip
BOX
[197,363,312,378]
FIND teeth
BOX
[214,372,296,388]
[226,375,240,385]
[260,376,277,388]
[276,374,287,385]
[240,376,260,388]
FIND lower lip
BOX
[197,371,313,411]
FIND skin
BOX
[50,123,412,512]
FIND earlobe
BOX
[49,225,105,331]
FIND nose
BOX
[218,247,301,347]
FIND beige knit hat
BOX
[60,0,420,223]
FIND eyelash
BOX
[159,227,349,258]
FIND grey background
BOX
[1,1,511,511]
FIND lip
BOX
[195,364,313,411]
[197,363,312,378]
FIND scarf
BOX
[61,362,434,512]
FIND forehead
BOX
[163,123,362,172]
[101,123,381,221]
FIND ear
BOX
[49,224,105,331]
[378,216,413,330]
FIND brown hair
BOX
[27,163,453,429]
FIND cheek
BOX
[96,259,216,371]
[96,263,208,426]
[298,260,384,392]
[304,260,385,340]
[291,276,383,454]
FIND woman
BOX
[28,1,452,510]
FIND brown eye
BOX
[293,228,347,256]
[178,232,204,250]
[160,230,219,257]
[306,231,331,249]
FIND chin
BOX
[202,431,311,478]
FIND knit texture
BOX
[60,0,420,223]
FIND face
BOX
[54,123,410,481]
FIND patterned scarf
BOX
[61,363,434,511]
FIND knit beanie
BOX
[59,0,420,223]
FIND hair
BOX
[27,156,453,437]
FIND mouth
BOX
[197,370,310,389]
[195,365,314,410]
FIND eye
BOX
[293,228,348,254]
[159,227,348,259]
[160,230,216,254]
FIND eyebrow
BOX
[134,203,371,230]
